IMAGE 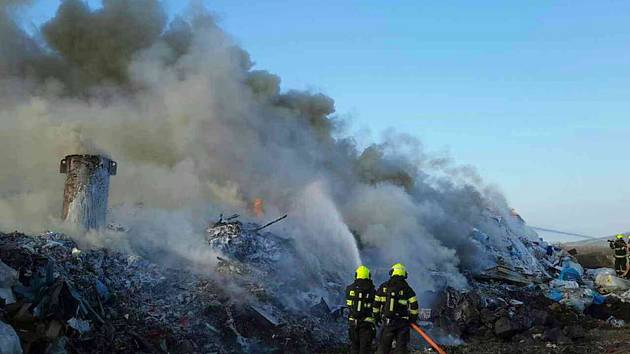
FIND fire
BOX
[252,198,264,217]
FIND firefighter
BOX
[374,263,419,354]
[609,234,628,276]
[346,265,377,354]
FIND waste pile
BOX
[205,215,345,313]
[0,230,345,354]
[206,214,293,270]
[424,225,630,353]
[2,211,630,353]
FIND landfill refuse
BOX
[606,316,625,328]
[558,288,594,312]
[585,267,616,279]
[0,213,628,353]
[549,280,579,289]
[0,261,17,305]
[0,321,22,354]
[595,273,630,292]
[558,259,583,281]
[206,217,294,267]
[66,318,90,335]
[0,231,346,354]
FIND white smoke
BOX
[0,1,537,296]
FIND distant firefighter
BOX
[374,263,419,354]
[609,234,628,276]
[346,265,377,354]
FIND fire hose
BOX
[410,323,447,354]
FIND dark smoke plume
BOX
[0,0,537,295]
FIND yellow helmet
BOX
[390,263,407,278]
[355,265,371,280]
[617,234,625,239]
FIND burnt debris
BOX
[0,227,345,354]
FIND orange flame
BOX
[252,198,264,217]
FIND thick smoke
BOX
[0,0,536,296]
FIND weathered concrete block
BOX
[60,155,117,230]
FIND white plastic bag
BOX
[595,273,630,292]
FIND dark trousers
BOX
[349,321,375,354]
[376,320,410,354]
[615,257,628,275]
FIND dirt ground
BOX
[443,327,630,354]
[321,326,630,354]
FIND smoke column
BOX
[0,0,538,295]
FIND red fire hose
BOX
[410,323,447,354]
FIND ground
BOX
[321,327,630,354]
[444,327,630,354]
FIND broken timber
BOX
[252,214,288,232]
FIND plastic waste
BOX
[595,274,630,292]
[585,268,616,280]
[95,279,110,301]
[607,316,625,328]
[546,246,554,256]
[547,275,603,312]
[559,259,583,281]
[67,318,91,334]
[546,289,563,302]
[0,321,22,354]
[549,279,579,289]
[559,288,593,312]
[591,291,606,305]
[0,261,17,305]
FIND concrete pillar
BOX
[59,155,117,230]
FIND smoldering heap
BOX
[0,230,346,353]
[0,0,537,300]
[0,0,598,353]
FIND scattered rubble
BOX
[2,214,630,353]
[421,231,630,354]
[0,230,346,353]
[0,321,22,354]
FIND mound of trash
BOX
[424,232,630,353]
[0,230,345,354]
[2,212,630,354]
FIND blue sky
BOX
[21,1,630,240]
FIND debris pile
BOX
[205,215,345,314]
[425,225,630,353]
[431,283,598,346]
[206,215,293,268]
[0,231,345,353]
[2,211,630,353]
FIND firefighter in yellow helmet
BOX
[610,234,628,276]
[374,263,419,354]
[345,265,377,354]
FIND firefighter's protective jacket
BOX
[611,239,628,258]
[374,275,419,323]
[345,278,377,324]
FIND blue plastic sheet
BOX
[559,259,584,281]
[559,267,581,281]
[546,289,563,302]
[592,291,606,305]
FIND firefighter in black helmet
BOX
[346,265,377,354]
[374,263,419,354]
